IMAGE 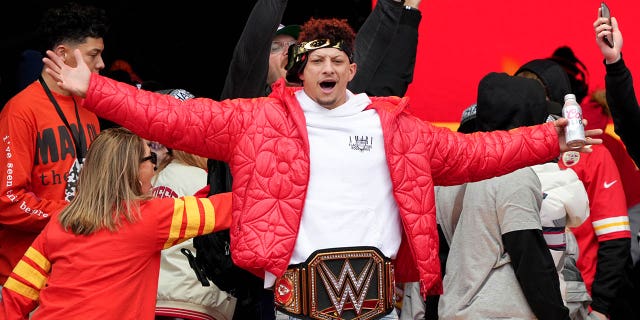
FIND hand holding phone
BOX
[600,1,614,48]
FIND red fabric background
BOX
[374,0,640,125]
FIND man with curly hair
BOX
[0,2,108,287]
[202,2,422,319]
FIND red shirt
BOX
[0,194,232,320]
[559,145,631,292]
[582,97,640,207]
[0,81,100,284]
[602,134,640,207]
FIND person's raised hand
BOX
[594,11,622,64]
[42,49,91,98]
[553,117,603,153]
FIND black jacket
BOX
[605,57,640,167]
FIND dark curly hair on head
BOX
[36,2,110,54]
[548,46,589,104]
[298,18,356,56]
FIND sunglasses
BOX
[271,40,297,54]
[140,151,158,166]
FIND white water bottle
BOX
[562,94,586,149]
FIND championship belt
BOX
[274,246,395,320]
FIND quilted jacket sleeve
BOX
[82,74,241,163]
[426,121,560,187]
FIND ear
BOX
[348,62,357,82]
[54,45,67,61]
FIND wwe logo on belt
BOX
[275,247,392,319]
[317,258,376,316]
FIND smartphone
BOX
[600,1,614,48]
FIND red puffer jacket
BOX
[83,75,560,295]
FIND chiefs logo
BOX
[275,276,294,306]
[562,151,581,167]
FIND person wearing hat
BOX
[515,58,573,117]
[436,73,571,320]
[268,24,301,86]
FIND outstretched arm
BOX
[426,120,602,188]
[595,14,640,166]
[43,50,237,164]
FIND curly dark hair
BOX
[298,18,356,54]
[548,46,589,104]
[36,2,110,54]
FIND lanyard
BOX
[38,76,85,164]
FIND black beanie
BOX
[475,72,550,132]
[515,59,572,116]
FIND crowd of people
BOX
[0,1,638,320]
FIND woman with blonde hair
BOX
[150,89,237,320]
[0,127,232,319]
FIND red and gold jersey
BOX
[559,145,631,291]
[602,134,640,208]
[0,194,232,320]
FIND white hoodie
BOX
[531,162,590,303]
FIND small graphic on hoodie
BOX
[349,136,372,152]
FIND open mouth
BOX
[319,80,336,90]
